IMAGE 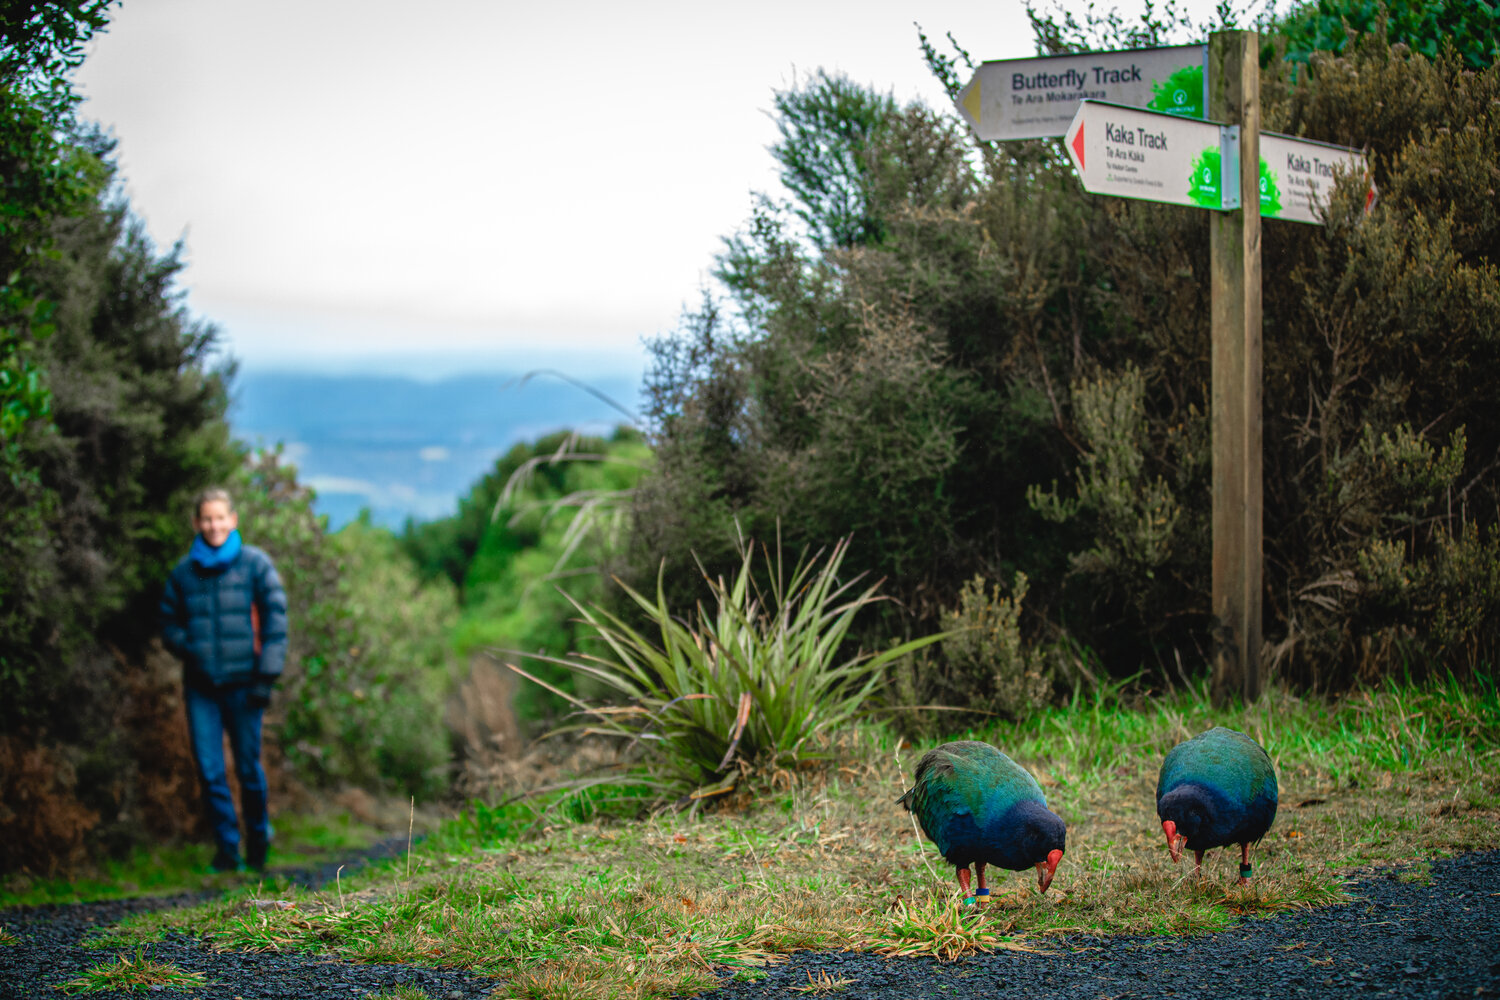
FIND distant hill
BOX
[228,370,643,528]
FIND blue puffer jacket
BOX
[160,540,288,690]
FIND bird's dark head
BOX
[1157,785,1214,860]
[1026,805,1067,894]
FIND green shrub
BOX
[1028,366,1185,604]
[939,573,1052,721]
[1274,0,1500,70]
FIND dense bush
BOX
[628,18,1500,698]
[0,151,242,872]
[937,574,1052,721]
[1275,0,1498,70]
[2,6,233,869]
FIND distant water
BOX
[228,370,643,529]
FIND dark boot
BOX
[246,837,269,873]
[211,844,242,873]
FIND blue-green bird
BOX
[897,741,1066,901]
[1156,726,1278,882]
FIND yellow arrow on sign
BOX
[961,76,982,127]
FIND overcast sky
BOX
[75,0,1235,380]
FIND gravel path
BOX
[1,848,1496,999]
[0,839,495,999]
[702,849,1500,1000]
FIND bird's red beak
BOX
[1035,848,1063,893]
[1162,820,1185,862]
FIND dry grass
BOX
[88,681,1500,1000]
[788,968,856,994]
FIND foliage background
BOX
[402,427,648,724]
[0,2,462,871]
[5,0,1499,873]
[626,2,1500,717]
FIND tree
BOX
[1,1,115,452]
[761,69,897,254]
[1,1,116,708]
[1,163,241,730]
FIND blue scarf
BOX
[190,529,242,570]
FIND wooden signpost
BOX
[1207,31,1263,707]
[968,30,1371,704]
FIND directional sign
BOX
[956,45,1206,141]
[1258,132,1373,224]
[1063,100,1239,210]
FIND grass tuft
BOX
[869,895,1044,959]
[789,968,856,994]
[57,947,209,994]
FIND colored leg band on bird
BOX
[963,896,977,907]
[1240,864,1253,877]
[975,888,989,896]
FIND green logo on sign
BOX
[1258,157,1283,216]
[1188,146,1222,208]
[1150,65,1204,119]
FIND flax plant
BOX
[506,536,945,799]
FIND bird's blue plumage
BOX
[1156,727,1277,852]
[898,741,1066,871]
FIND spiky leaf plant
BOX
[507,535,944,800]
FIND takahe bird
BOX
[898,740,1066,903]
[1156,726,1278,882]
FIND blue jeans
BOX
[184,684,270,852]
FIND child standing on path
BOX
[160,488,288,872]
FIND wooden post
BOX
[1208,30,1263,706]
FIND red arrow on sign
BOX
[1071,121,1086,169]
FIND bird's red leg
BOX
[975,863,989,904]
[1193,850,1205,877]
[957,865,972,903]
[1238,843,1252,884]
